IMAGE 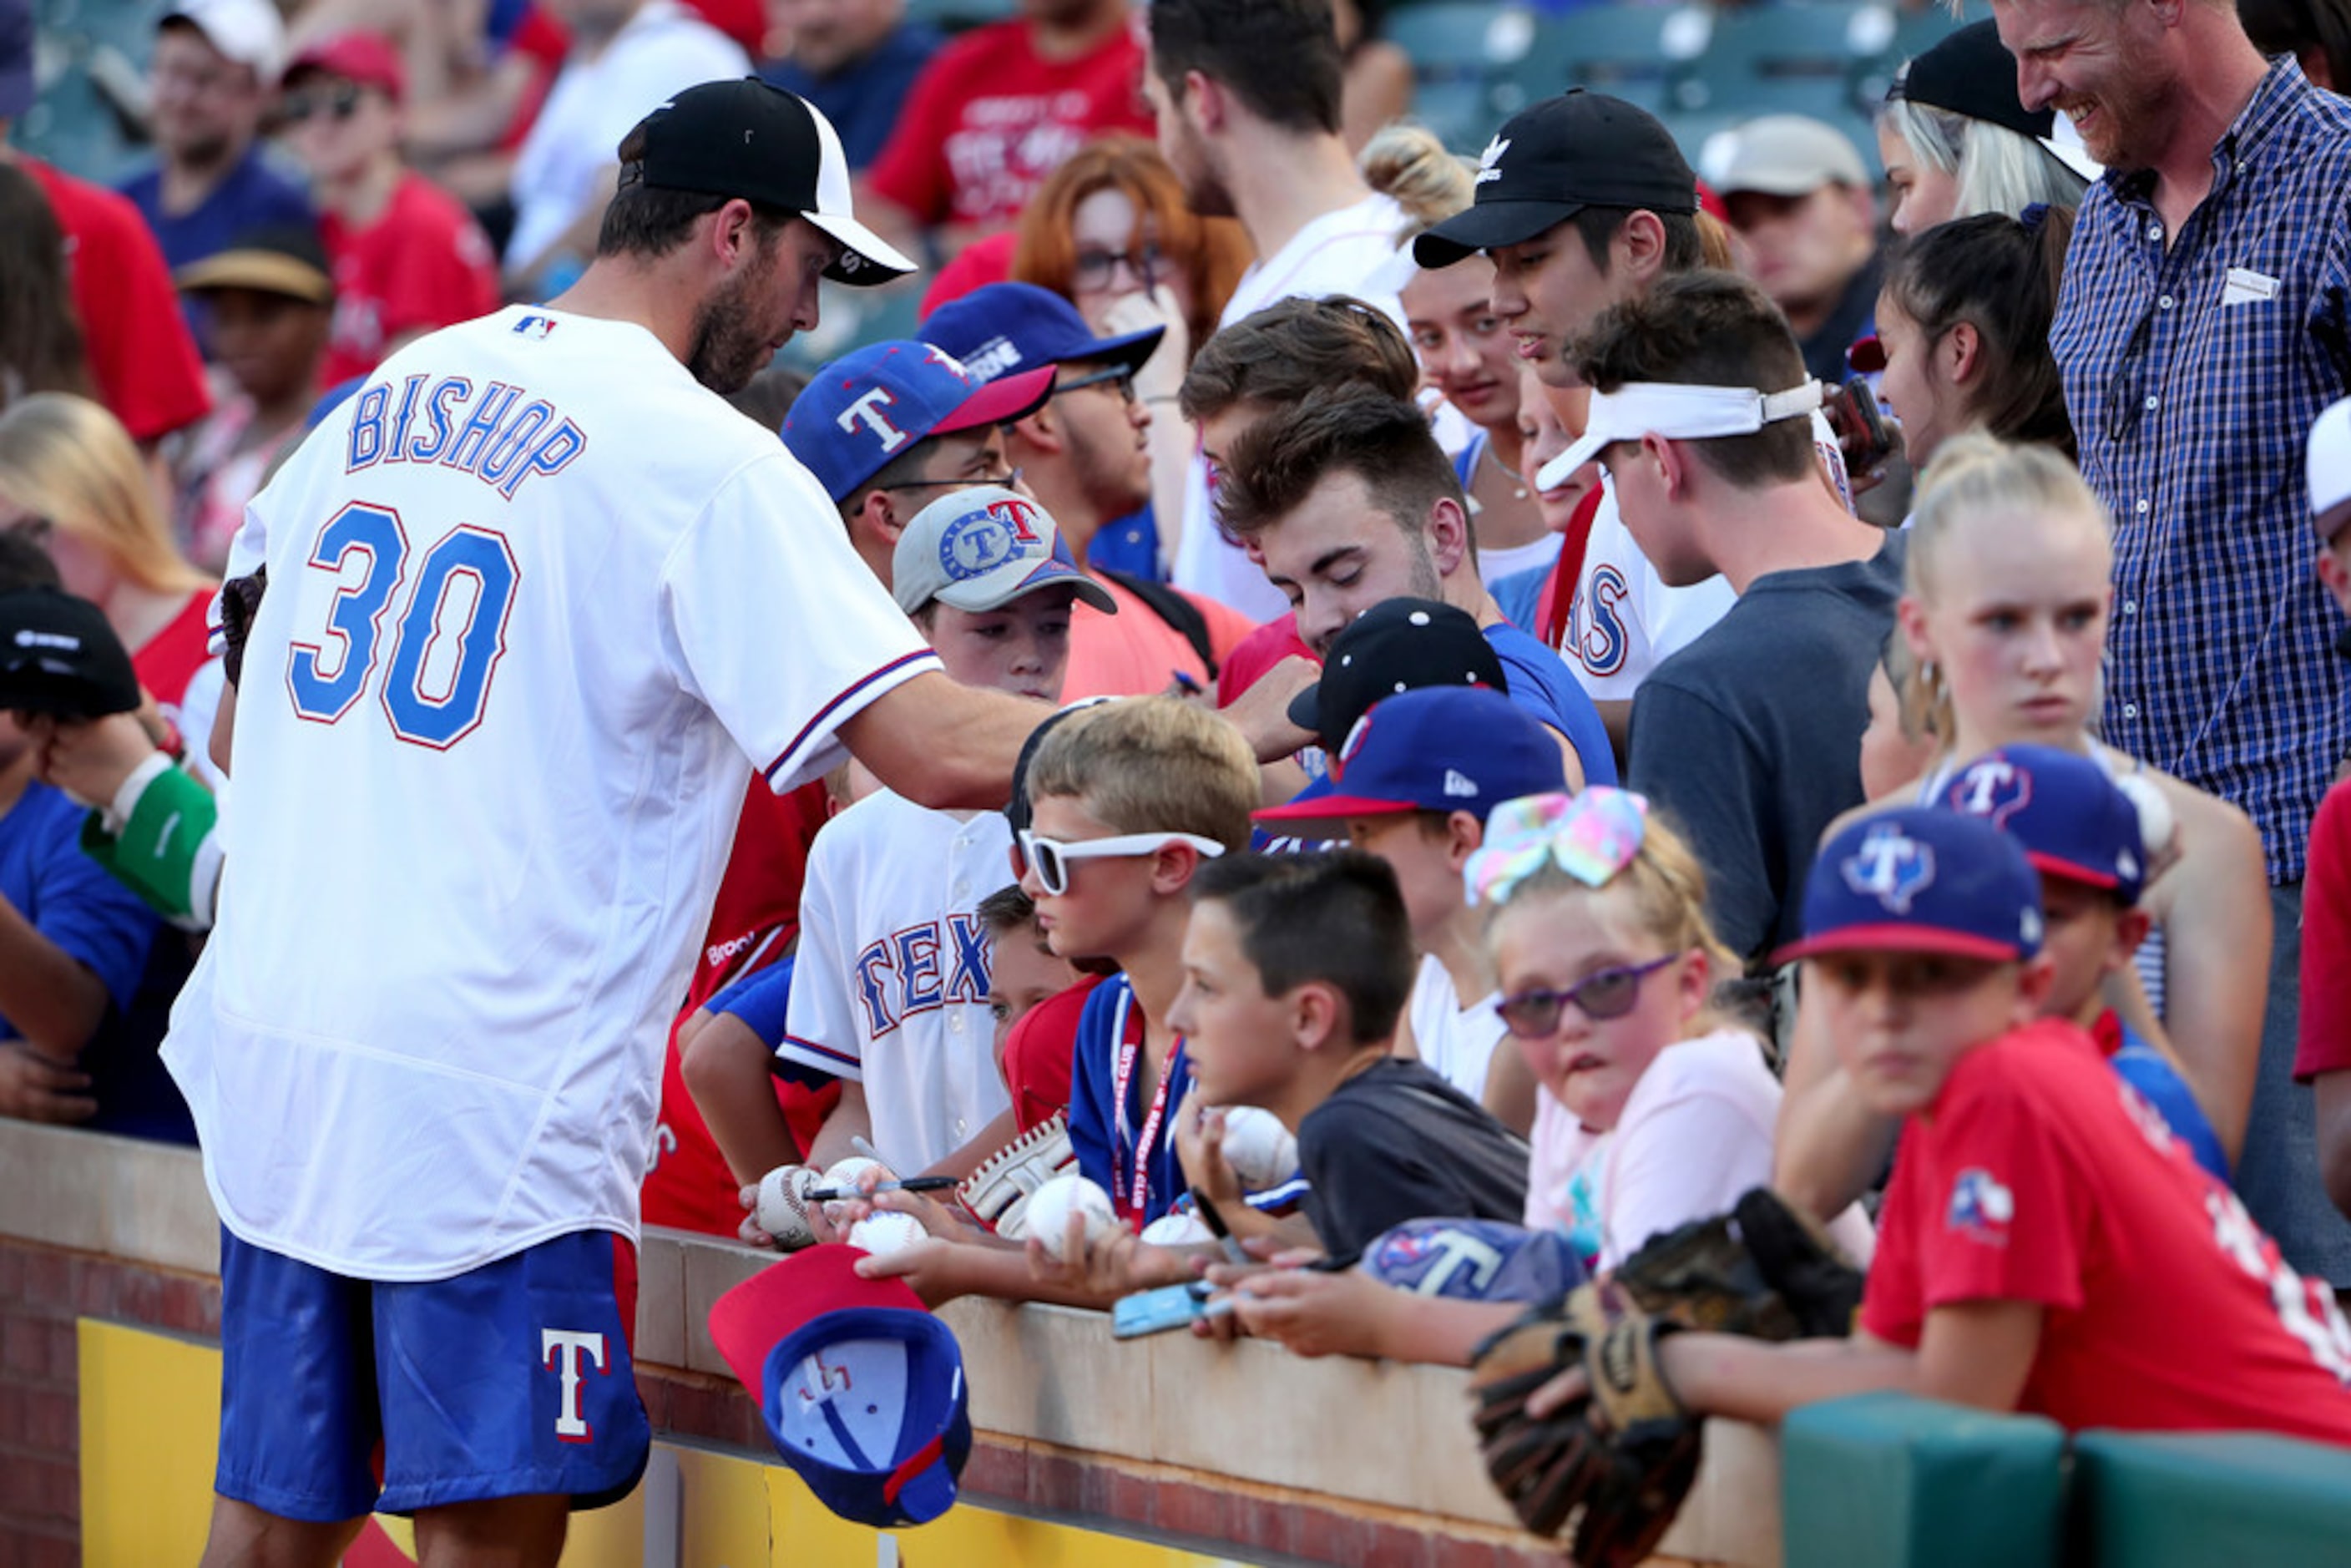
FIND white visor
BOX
[1538,380,1825,490]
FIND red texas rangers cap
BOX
[709,1245,973,1529]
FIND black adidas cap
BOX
[0,588,140,719]
[1415,90,1699,270]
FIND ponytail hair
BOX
[1881,208,2078,460]
[1359,122,1476,239]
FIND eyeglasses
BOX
[2103,307,2157,444]
[1053,365,1137,405]
[1015,828,1225,895]
[1493,954,1679,1038]
[1071,244,1165,293]
[282,83,366,124]
[881,464,1023,496]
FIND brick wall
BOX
[0,1236,220,1566]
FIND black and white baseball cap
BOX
[617,78,916,287]
[1414,90,1699,270]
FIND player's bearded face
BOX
[685,228,791,394]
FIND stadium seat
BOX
[1517,3,1711,117]
[901,0,1017,33]
[2072,1430,2351,1566]
[1782,1393,2070,1568]
[1669,3,1888,123]
[1385,3,1544,152]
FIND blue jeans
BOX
[2237,882,2351,1284]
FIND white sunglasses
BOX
[1015,829,1225,895]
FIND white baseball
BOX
[847,1211,928,1259]
[755,1165,821,1249]
[818,1156,892,1222]
[1140,1210,1214,1247]
[1025,1173,1119,1262]
[1217,1106,1300,1190]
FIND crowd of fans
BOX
[8,0,2351,1535]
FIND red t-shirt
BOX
[1862,1019,2351,1444]
[320,172,503,389]
[134,589,216,711]
[1216,613,1317,706]
[640,777,840,1236]
[1002,973,1100,1135]
[21,157,210,443]
[867,18,1154,230]
[2298,780,2351,1080]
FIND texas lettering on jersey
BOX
[853,914,991,1038]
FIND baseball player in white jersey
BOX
[771,486,1110,1181]
[166,80,1043,1564]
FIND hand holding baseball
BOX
[1173,1089,1243,1210]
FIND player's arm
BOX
[1647,1300,2042,1427]
[1774,981,1900,1222]
[680,1007,805,1186]
[835,672,1042,812]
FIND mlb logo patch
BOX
[511,315,559,341]
[1946,1167,2015,1245]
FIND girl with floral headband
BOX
[1212,790,1872,1368]
[1471,789,1874,1276]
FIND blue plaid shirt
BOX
[2054,59,2351,882]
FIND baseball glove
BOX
[957,1113,1079,1240]
[217,566,266,687]
[1466,1188,1863,1560]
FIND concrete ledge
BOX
[0,1122,1781,1564]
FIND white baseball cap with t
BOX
[891,487,1116,618]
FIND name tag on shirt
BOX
[2223,266,2282,306]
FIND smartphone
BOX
[1113,1280,1236,1339]
[1823,375,1897,479]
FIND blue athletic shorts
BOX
[215,1227,650,1522]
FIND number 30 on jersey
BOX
[286,501,518,748]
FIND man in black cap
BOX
[171,79,1054,1562]
[1410,90,1738,751]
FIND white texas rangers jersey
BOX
[776,789,1013,1171]
[164,306,938,1281]
[1560,486,1737,703]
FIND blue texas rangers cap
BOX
[1938,744,2146,906]
[784,339,1055,503]
[1358,1218,1585,1301]
[920,281,1165,384]
[709,1245,972,1529]
[1254,685,1561,828]
[1777,806,2045,965]
[892,485,1116,616]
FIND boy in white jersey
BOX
[169,81,1048,1563]
[729,486,1109,1208]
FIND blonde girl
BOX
[1777,434,2270,1217]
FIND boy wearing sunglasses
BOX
[727,488,1107,1235]
[279,33,498,390]
[843,696,1261,1305]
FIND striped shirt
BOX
[2053,59,2351,882]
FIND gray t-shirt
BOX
[1625,534,1906,964]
